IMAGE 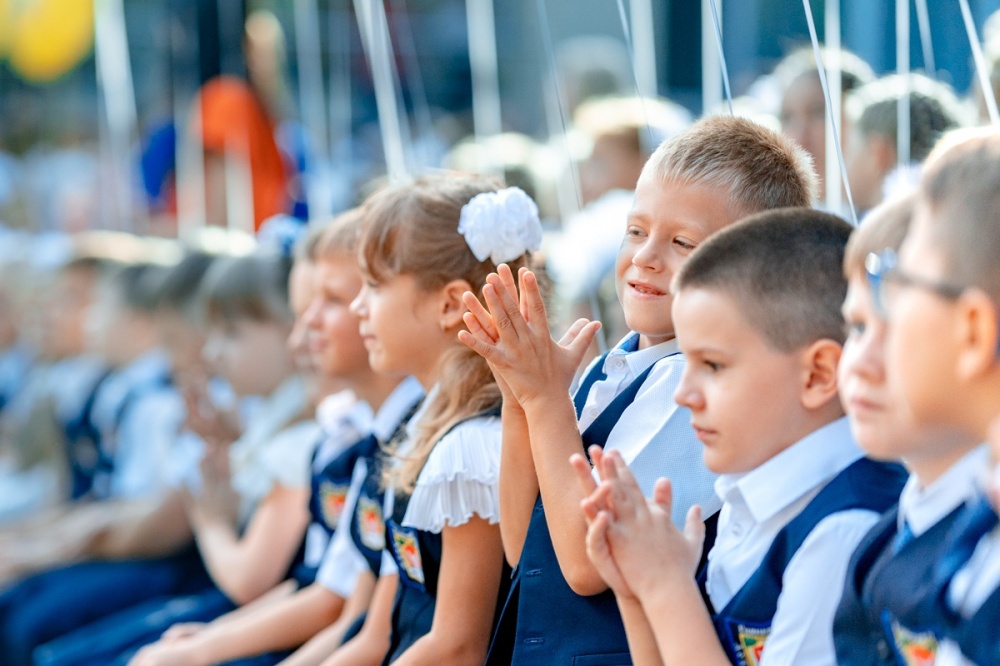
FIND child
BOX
[843,74,964,216]
[34,251,316,665]
[127,211,422,666]
[316,174,539,666]
[831,194,986,666]
[573,209,907,665]
[862,129,1000,666]
[460,115,817,664]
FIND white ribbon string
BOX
[707,0,734,116]
[466,0,503,175]
[897,0,912,166]
[914,0,936,77]
[959,0,1000,125]
[802,0,859,226]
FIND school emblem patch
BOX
[391,525,425,586]
[731,623,769,666]
[357,496,385,550]
[887,617,938,666]
[318,481,349,529]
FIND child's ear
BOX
[871,135,898,173]
[799,339,843,410]
[955,288,1000,382]
[438,279,474,331]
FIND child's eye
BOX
[703,359,722,372]
[674,238,696,251]
[625,227,646,238]
[845,320,865,338]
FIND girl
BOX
[321,175,542,666]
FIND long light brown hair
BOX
[358,173,535,493]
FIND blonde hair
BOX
[843,193,914,277]
[645,115,817,215]
[315,207,364,260]
[919,129,1000,303]
[358,173,534,493]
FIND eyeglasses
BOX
[865,248,965,320]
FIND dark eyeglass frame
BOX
[864,248,965,320]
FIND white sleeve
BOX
[380,549,398,576]
[948,527,1000,617]
[316,459,369,598]
[934,640,977,666]
[257,421,321,490]
[401,417,501,532]
[759,509,881,666]
[110,390,183,498]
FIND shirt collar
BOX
[715,417,863,525]
[373,376,425,443]
[316,389,373,437]
[898,444,989,537]
[605,332,681,378]
[116,349,170,385]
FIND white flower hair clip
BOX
[457,187,543,265]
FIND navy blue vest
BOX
[382,407,508,665]
[348,443,392,576]
[699,457,906,666]
[833,502,965,666]
[76,369,172,500]
[63,368,113,500]
[895,495,1000,666]
[489,347,711,666]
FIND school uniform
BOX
[364,385,504,664]
[0,351,192,666]
[834,445,988,666]
[490,333,720,665]
[314,378,424,596]
[700,418,906,666]
[27,376,318,666]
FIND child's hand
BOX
[128,638,205,666]
[570,447,635,599]
[182,381,241,446]
[597,451,706,598]
[459,264,601,410]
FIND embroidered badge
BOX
[732,623,769,666]
[887,617,938,666]
[357,496,385,550]
[391,524,425,586]
[318,481,349,529]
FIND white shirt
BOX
[315,377,424,596]
[579,332,721,525]
[707,418,880,666]
[896,445,988,538]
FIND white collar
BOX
[715,417,863,524]
[605,332,681,378]
[372,376,424,443]
[316,389,373,438]
[898,444,989,537]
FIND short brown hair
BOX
[202,253,293,325]
[644,116,817,216]
[674,207,852,352]
[843,193,914,277]
[919,129,1000,303]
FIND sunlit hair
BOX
[919,128,1000,303]
[357,173,535,493]
[314,207,364,261]
[644,115,817,215]
[843,193,914,278]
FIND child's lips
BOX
[628,281,667,297]
[692,423,717,441]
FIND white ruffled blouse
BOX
[400,414,502,534]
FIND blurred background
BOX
[1,0,999,237]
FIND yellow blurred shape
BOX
[1,0,95,83]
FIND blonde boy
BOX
[461,116,816,664]
[574,210,907,665]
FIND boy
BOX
[864,129,1000,666]
[832,194,986,666]
[574,209,907,665]
[460,115,817,663]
